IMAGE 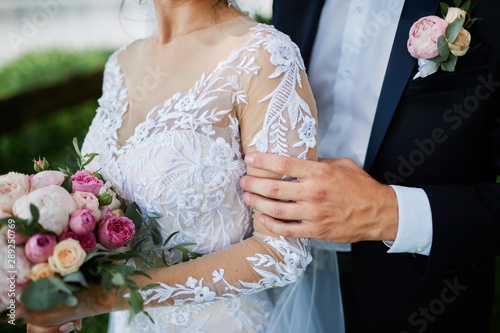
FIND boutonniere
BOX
[407,0,480,79]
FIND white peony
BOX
[13,185,76,235]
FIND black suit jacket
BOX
[273,0,500,331]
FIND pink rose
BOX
[13,185,76,235]
[30,170,66,191]
[0,172,30,214]
[69,208,97,235]
[72,191,101,220]
[71,170,103,196]
[59,230,96,253]
[98,215,135,249]
[407,15,448,59]
[24,234,57,264]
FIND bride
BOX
[23,1,342,332]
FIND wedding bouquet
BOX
[0,138,198,324]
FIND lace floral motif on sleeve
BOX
[248,26,317,159]
[134,237,311,306]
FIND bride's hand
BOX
[20,283,116,327]
[26,319,82,333]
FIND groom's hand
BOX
[240,153,399,243]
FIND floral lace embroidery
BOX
[132,237,311,306]
[82,24,315,333]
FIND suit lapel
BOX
[364,0,440,172]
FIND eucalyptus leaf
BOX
[61,175,72,193]
[181,249,190,262]
[151,224,163,245]
[460,0,471,11]
[82,153,99,168]
[163,231,179,247]
[440,2,449,16]
[63,271,89,288]
[57,167,73,175]
[465,17,480,29]
[125,202,143,234]
[441,54,458,72]
[429,35,450,63]
[111,272,126,286]
[127,290,144,323]
[29,204,40,224]
[161,250,169,267]
[140,283,160,291]
[20,277,73,311]
[84,250,117,263]
[60,293,78,307]
[124,278,140,290]
[445,17,465,44]
[134,271,153,280]
[73,137,82,159]
[101,271,113,292]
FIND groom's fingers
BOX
[242,192,307,221]
[257,214,313,239]
[240,175,302,201]
[245,153,313,179]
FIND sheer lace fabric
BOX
[82,15,318,332]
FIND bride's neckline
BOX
[110,15,260,152]
[149,14,253,47]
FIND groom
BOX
[240,0,500,332]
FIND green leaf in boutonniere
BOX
[430,35,451,63]
[441,54,459,72]
[445,17,465,43]
[440,2,449,16]
[460,0,471,11]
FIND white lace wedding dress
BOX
[81,15,340,333]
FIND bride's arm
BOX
[22,28,318,327]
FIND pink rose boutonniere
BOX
[407,0,480,78]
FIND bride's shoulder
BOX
[246,23,306,71]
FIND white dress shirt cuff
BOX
[383,186,433,256]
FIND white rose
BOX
[72,191,101,220]
[445,7,467,24]
[0,172,30,214]
[98,182,121,210]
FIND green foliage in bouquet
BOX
[0,138,201,323]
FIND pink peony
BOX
[59,230,97,253]
[0,172,30,214]
[30,170,66,191]
[24,234,57,264]
[69,208,97,235]
[71,170,102,196]
[72,191,101,220]
[98,215,135,249]
[12,185,76,235]
[407,15,448,59]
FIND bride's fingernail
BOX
[245,154,254,165]
[59,322,74,332]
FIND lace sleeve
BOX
[114,27,317,310]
